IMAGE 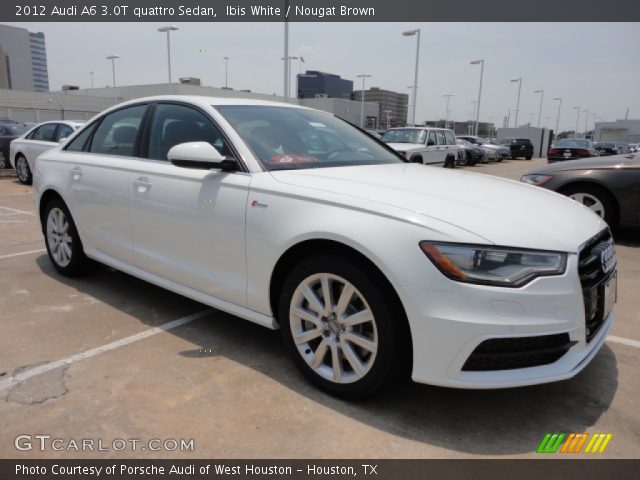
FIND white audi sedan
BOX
[33,96,617,398]
[10,120,83,184]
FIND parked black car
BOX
[456,138,483,165]
[595,142,621,156]
[0,122,28,169]
[499,137,534,160]
[521,153,640,227]
[547,139,596,163]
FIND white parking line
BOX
[0,249,46,260]
[0,309,212,392]
[607,335,640,349]
[0,206,36,216]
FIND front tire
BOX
[279,255,408,398]
[561,185,618,227]
[15,155,32,185]
[43,198,95,276]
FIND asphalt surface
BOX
[0,158,638,458]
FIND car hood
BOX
[525,153,639,174]
[386,142,424,152]
[270,163,605,253]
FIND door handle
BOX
[133,176,152,193]
[70,166,82,180]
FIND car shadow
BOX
[613,226,640,247]
[35,256,619,456]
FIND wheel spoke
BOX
[344,331,377,353]
[335,283,355,316]
[341,308,373,327]
[293,327,323,345]
[301,284,324,314]
[340,338,366,377]
[310,338,329,369]
[330,342,342,382]
[320,275,333,315]
[290,305,322,327]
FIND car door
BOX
[66,104,150,264]
[435,130,448,163]
[24,123,59,164]
[128,102,249,306]
[444,130,457,160]
[423,130,441,164]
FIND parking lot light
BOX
[583,109,590,139]
[553,97,562,135]
[356,74,372,128]
[223,56,230,89]
[106,55,119,88]
[443,94,454,129]
[158,25,179,83]
[48,98,65,120]
[573,106,581,138]
[534,89,544,129]
[470,59,484,136]
[402,29,420,127]
[510,78,522,127]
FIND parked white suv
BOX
[33,96,616,398]
[381,127,458,167]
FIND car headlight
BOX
[520,174,553,186]
[419,242,567,287]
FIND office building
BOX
[353,87,408,128]
[0,24,50,92]
[297,71,353,100]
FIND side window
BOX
[56,124,74,142]
[444,131,456,146]
[66,123,97,152]
[148,103,229,161]
[89,104,147,157]
[32,124,58,142]
[0,126,6,135]
[427,131,437,146]
[436,131,446,146]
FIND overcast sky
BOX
[7,21,640,131]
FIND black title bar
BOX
[3,0,640,22]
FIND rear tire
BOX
[525,155,533,160]
[15,155,32,185]
[42,198,95,276]
[279,255,409,399]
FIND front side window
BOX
[89,104,147,157]
[217,105,401,171]
[32,123,57,142]
[427,131,437,146]
[56,124,74,141]
[147,103,229,161]
[381,128,426,144]
[436,131,446,146]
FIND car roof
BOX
[115,95,310,110]
[386,126,453,132]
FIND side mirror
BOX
[58,137,68,144]
[168,141,236,171]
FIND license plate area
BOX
[602,271,617,321]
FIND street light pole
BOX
[89,71,94,89]
[402,29,420,127]
[158,26,178,83]
[356,74,371,128]
[223,56,229,88]
[443,94,454,128]
[282,56,299,99]
[573,106,581,138]
[534,89,544,128]
[553,97,562,134]
[106,55,119,87]
[583,109,589,139]
[510,78,522,127]
[470,59,484,136]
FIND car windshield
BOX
[381,129,427,144]
[4,125,27,135]
[216,105,402,171]
[556,139,589,148]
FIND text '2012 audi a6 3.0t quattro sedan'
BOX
[33,96,617,398]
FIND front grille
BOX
[462,333,575,371]
[578,229,615,342]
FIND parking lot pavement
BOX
[1,168,639,459]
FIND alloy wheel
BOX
[16,157,29,182]
[289,273,378,384]
[569,193,605,218]
[46,207,73,267]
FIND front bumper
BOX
[396,253,614,389]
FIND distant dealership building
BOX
[0,24,50,92]
[353,87,408,128]
[593,119,640,143]
[296,71,353,100]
